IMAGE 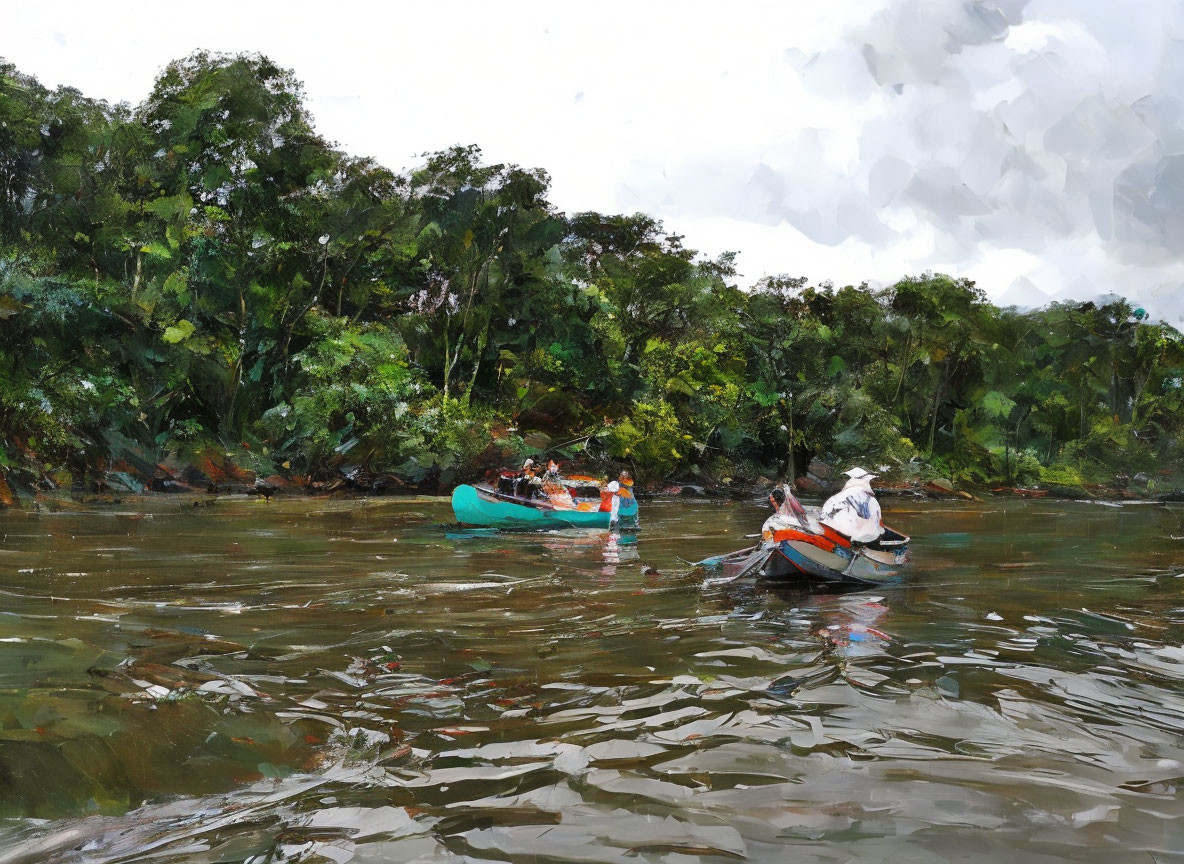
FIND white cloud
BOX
[5,0,1184,319]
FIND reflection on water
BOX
[0,497,1183,862]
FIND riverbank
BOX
[1,434,1178,509]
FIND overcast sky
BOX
[7,0,1184,319]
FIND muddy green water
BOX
[0,496,1183,863]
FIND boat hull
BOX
[451,484,638,529]
[762,524,908,586]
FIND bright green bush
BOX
[603,399,687,479]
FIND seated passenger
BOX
[603,470,634,527]
[820,467,883,543]
[515,458,538,499]
[541,458,574,508]
[761,484,809,536]
[540,458,563,490]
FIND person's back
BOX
[820,467,883,543]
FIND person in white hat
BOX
[819,467,884,543]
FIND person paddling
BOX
[819,467,884,543]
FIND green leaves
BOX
[665,376,696,397]
[162,270,188,303]
[140,241,172,260]
[146,193,192,222]
[980,390,1017,419]
[161,319,195,343]
[201,163,231,191]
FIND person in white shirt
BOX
[820,467,884,543]
[605,470,633,527]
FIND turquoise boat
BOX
[451,482,639,529]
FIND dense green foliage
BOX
[3,52,1184,494]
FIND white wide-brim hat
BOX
[843,467,877,480]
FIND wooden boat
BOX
[762,520,909,585]
[696,511,909,586]
[451,475,639,529]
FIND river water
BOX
[0,496,1182,863]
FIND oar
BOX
[693,542,771,578]
[691,543,757,568]
[702,546,771,584]
[731,546,772,579]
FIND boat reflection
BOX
[601,529,640,576]
[816,593,892,657]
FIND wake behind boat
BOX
[451,469,638,529]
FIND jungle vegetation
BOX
[3,51,1184,497]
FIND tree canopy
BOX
[3,51,1184,496]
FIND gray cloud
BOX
[631,0,1184,319]
[13,0,1184,317]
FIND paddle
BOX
[690,542,772,580]
[730,546,772,579]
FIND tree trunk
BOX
[223,284,248,435]
[465,326,489,405]
[442,323,452,403]
[927,360,949,455]
[1130,371,1150,427]
[1111,362,1119,419]
[780,394,796,486]
[789,396,796,486]
[131,249,142,300]
[892,334,911,404]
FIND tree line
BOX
[3,51,1183,495]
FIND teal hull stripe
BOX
[451,484,638,529]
